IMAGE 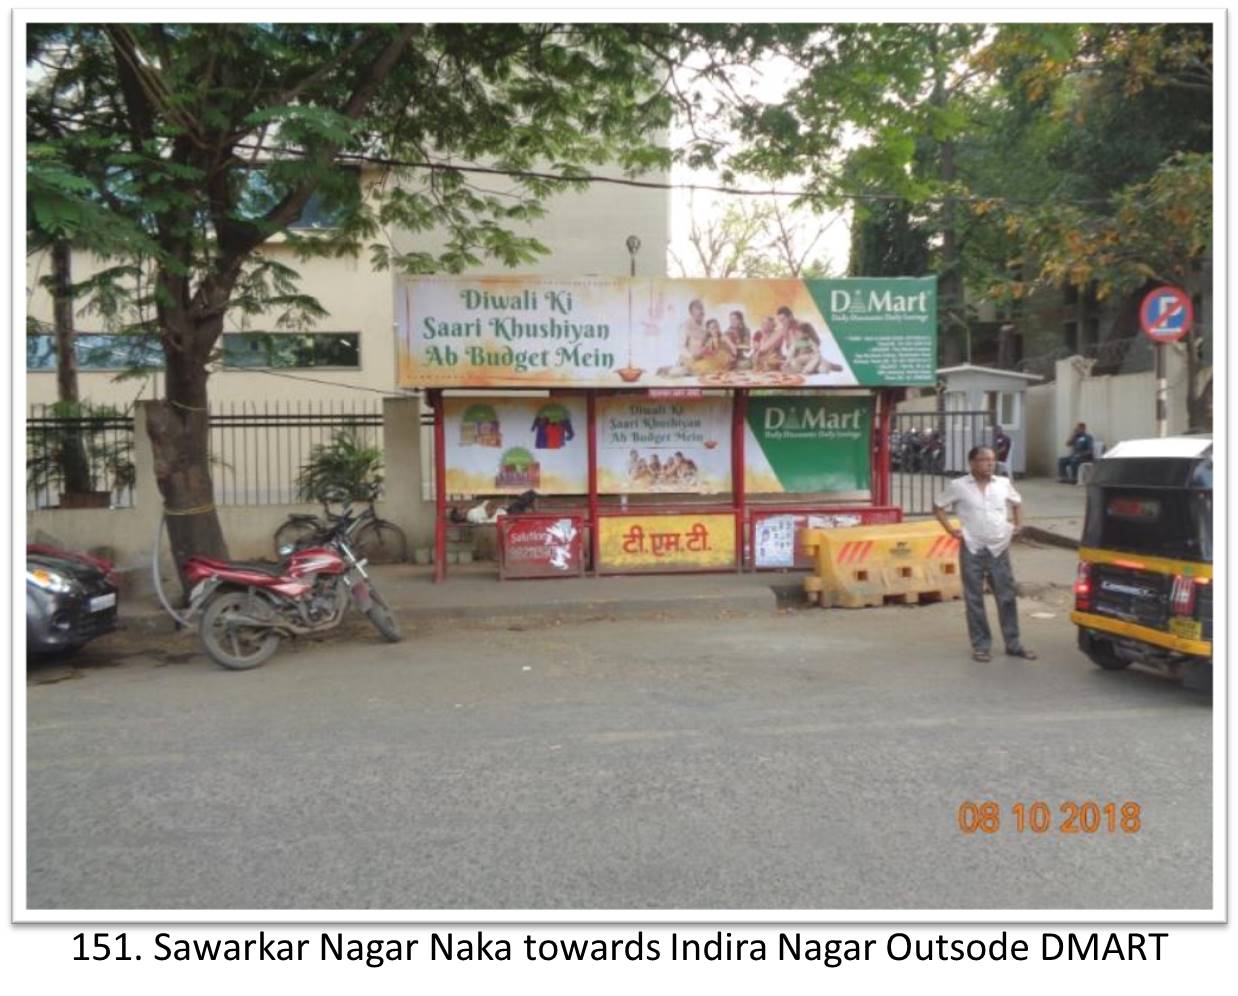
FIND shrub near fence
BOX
[26,397,427,566]
[26,404,136,510]
[209,399,384,506]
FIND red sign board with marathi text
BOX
[498,514,586,579]
[597,512,738,573]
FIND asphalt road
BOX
[26,587,1212,911]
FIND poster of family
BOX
[398,276,936,389]
[596,397,733,495]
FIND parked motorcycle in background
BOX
[182,502,401,670]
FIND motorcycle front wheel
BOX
[200,590,282,670]
[364,588,402,643]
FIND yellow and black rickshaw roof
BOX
[1090,436,1212,490]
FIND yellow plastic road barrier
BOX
[800,520,964,608]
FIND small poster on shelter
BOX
[444,396,586,495]
[598,513,737,572]
[597,396,732,494]
[744,395,873,495]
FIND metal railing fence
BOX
[26,405,137,509]
[209,399,384,506]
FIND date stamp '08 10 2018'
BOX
[956,801,1143,835]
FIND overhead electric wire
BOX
[233,141,1130,209]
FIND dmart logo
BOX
[830,288,930,315]
[764,406,864,432]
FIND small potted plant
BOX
[295,428,384,506]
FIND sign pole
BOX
[1155,343,1168,438]
[875,389,891,506]
[432,389,447,582]
[1139,285,1193,439]
[586,391,598,575]
[733,389,747,572]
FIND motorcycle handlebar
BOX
[325,503,374,542]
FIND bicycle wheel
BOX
[353,518,408,564]
[274,516,324,556]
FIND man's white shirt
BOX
[934,474,1022,556]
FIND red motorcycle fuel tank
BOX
[286,546,348,578]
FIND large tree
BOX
[28,40,159,496]
[974,23,1213,426]
[721,23,990,363]
[27,23,684,575]
[706,22,1211,375]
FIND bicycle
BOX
[274,485,408,565]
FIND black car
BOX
[26,547,119,655]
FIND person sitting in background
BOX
[1057,422,1095,483]
[992,425,1012,476]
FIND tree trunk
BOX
[1185,321,1211,431]
[147,316,229,594]
[50,240,93,495]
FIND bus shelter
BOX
[396,276,937,581]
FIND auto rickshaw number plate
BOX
[1169,617,1203,641]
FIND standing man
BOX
[1057,422,1095,483]
[934,445,1037,662]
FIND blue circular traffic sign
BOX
[1139,286,1193,343]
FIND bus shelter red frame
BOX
[431,386,898,582]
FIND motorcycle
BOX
[182,503,401,670]
[921,429,945,474]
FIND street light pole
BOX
[625,235,641,277]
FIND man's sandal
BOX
[1006,648,1038,660]
[972,650,991,662]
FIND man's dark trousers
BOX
[960,544,1023,654]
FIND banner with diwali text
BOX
[397,277,936,389]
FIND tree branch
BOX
[103,26,157,150]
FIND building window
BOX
[237,166,358,230]
[221,332,361,369]
[996,391,1020,429]
[26,333,164,371]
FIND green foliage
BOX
[27,401,137,498]
[993,152,1211,301]
[700,22,1211,339]
[970,24,1212,304]
[25,23,683,376]
[848,201,932,278]
[295,429,384,505]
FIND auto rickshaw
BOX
[1071,436,1213,692]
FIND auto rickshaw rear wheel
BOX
[1078,629,1131,670]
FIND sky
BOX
[665,45,855,278]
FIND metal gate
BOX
[890,409,995,515]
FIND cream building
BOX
[25,164,671,409]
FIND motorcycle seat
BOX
[190,557,287,577]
